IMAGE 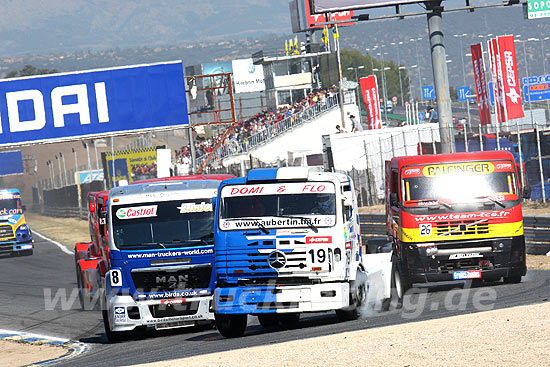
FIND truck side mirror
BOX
[390,192,398,207]
[521,186,530,199]
[22,205,26,212]
[99,210,107,219]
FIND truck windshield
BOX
[402,162,518,203]
[220,182,337,230]
[0,199,22,214]
[112,199,214,249]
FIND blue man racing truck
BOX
[0,189,33,256]
[213,167,369,338]
[101,176,231,341]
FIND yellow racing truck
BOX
[0,189,33,256]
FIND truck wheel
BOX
[76,265,86,310]
[257,314,278,328]
[215,314,247,338]
[102,309,129,343]
[383,256,411,311]
[336,268,367,322]
[503,275,522,284]
[278,313,300,328]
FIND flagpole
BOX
[332,22,347,129]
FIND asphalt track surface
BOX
[0,236,549,367]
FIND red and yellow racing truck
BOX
[385,151,526,300]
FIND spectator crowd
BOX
[173,87,339,172]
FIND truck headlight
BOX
[425,246,438,256]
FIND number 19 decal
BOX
[110,269,122,286]
[419,223,432,236]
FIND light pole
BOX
[399,66,410,103]
[373,67,391,124]
[538,37,550,112]
[55,155,62,188]
[409,37,423,102]
[92,140,99,170]
[59,152,68,186]
[347,65,365,122]
[82,141,91,171]
[391,41,405,106]
[377,45,390,110]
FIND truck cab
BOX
[0,189,33,256]
[386,151,526,302]
[102,176,230,342]
[213,167,366,338]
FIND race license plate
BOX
[453,270,482,280]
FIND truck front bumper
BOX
[214,282,350,315]
[402,236,527,283]
[106,294,213,332]
[0,240,33,255]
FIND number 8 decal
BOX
[110,269,122,286]
[420,223,432,236]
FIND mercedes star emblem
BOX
[267,250,287,270]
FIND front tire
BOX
[383,256,411,311]
[102,309,129,343]
[503,275,522,284]
[215,314,247,338]
[257,314,278,328]
[336,267,367,321]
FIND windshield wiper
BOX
[226,217,269,234]
[272,215,319,233]
[420,199,453,210]
[477,196,506,208]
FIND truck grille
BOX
[435,220,490,237]
[149,302,199,318]
[0,225,14,239]
[131,265,212,293]
[247,250,307,271]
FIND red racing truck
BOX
[385,151,526,301]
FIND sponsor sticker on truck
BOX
[116,205,157,219]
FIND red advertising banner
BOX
[304,0,354,29]
[496,35,524,120]
[470,43,492,125]
[488,38,506,123]
[360,75,381,129]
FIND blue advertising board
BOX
[0,61,188,147]
[489,81,495,106]
[422,85,435,100]
[523,75,550,102]
[0,150,24,176]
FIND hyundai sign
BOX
[0,61,188,147]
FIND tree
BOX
[4,64,59,79]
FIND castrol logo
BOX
[116,205,158,220]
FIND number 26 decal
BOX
[420,223,432,236]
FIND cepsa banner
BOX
[102,146,159,188]
[488,36,524,123]
[0,61,188,147]
[470,43,492,126]
[360,75,382,129]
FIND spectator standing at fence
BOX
[350,115,363,133]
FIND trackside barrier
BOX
[359,213,550,255]
[33,209,550,254]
